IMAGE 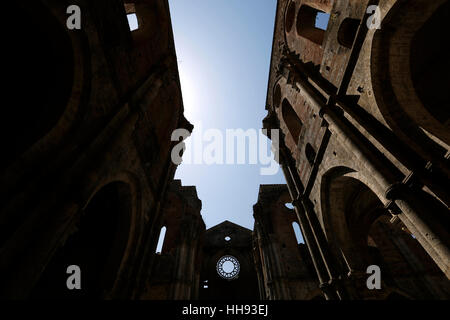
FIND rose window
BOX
[216,255,240,280]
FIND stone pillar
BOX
[386,184,450,279]
[259,233,276,299]
[298,195,349,296]
[254,226,291,299]
[285,58,450,280]
[280,156,341,300]
[252,236,266,299]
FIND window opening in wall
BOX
[315,12,330,30]
[127,13,139,31]
[296,5,329,45]
[216,255,240,280]
[292,222,304,244]
[285,203,294,209]
[155,226,166,254]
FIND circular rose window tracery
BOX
[216,255,240,280]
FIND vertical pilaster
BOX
[279,153,341,300]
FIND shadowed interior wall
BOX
[31,182,132,299]
[263,0,450,299]
[200,221,259,300]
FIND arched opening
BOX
[296,5,328,45]
[292,222,304,244]
[366,215,448,297]
[315,12,330,30]
[31,182,132,299]
[411,1,450,125]
[305,143,316,165]
[282,99,303,145]
[155,226,167,254]
[322,169,449,298]
[285,1,296,33]
[337,18,360,48]
[2,3,74,169]
[371,0,450,145]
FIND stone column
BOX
[287,60,450,280]
[386,184,450,279]
[280,157,340,300]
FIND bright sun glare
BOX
[178,67,200,121]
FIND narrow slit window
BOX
[127,13,139,31]
[155,226,166,253]
[292,222,304,244]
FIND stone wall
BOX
[200,221,260,300]
[253,184,320,300]
[0,0,192,299]
[263,0,450,299]
[143,180,205,300]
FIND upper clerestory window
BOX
[296,5,330,45]
[124,3,139,31]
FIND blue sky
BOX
[167,1,329,241]
[168,0,285,230]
